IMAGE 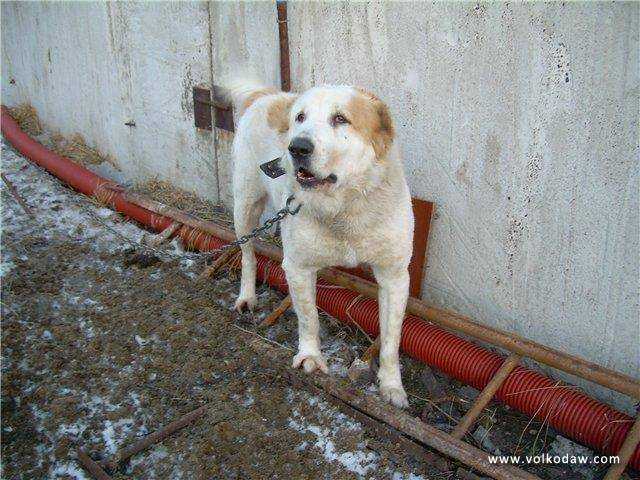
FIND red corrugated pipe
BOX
[2,106,637,470]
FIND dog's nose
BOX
[288,137,314,162]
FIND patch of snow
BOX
[231,392,256,408]
[2,143,160,475]
[0,258,15,276]
[135,334,159,346]
[130,391,142,408]
[102,418,135,455]
[127,445,169,473]
[78,318,95,339]
[392,473,427,480]
[49,463,90,480]
[288,410,378,476]
[57,422,85,438]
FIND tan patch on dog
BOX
[239,88,277,116]
[347,88,395,159]
[267,95,297,134]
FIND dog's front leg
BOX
[283,261,328,374]
[373,265,410,408]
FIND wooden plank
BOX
[317,267,640,400]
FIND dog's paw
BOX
[292,351,329,374]
[380,384,409,409]
[234,295,257,313]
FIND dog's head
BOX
[270,86,395,197]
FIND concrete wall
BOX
[1,1,216,200]
[2,1,638,412]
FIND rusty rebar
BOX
[76,448,112,480]
[199,246,240,279]
[260,294,292,327]
[603,415,640,480]
[1,172,35,218]
[148,221,181,247]
[452,353,521,439]
[276,1,291,92]
[101,404,208,471]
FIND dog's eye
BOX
[296,112,306,123]
[332,113,349,126]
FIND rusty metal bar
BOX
[452,353,521,439]
[196,98,230,111]
[199,246,240,279]
[361,337,381,363]
[1,172,35,218]
[121,191,640,399]
[261,294,292,327]
[212,85,234,132]
[192,86,213,130]
[603,415,640,480]
[77,449,112,480]
[347,337,380,381]
[276,1,291,92]
[148,221,181,247]
[248,336,540,480]
[101,404,208,471]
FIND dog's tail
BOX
[223,78,278,117]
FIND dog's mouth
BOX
[295,167,337,188]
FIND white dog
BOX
[226,80,414,407]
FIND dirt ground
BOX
[1,140,631,480]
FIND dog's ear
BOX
[350,88,395,160]
[267,94,298,134]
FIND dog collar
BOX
[259,157,286,179]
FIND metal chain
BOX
[232,196,300,248]
[83,194,301,261]
[7,149,301,261]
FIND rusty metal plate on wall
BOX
[212,85,234,132]
[193,86,212,131]
[192,85,234,132]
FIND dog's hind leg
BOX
[373,264,410,408]
[233,193,267,312]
